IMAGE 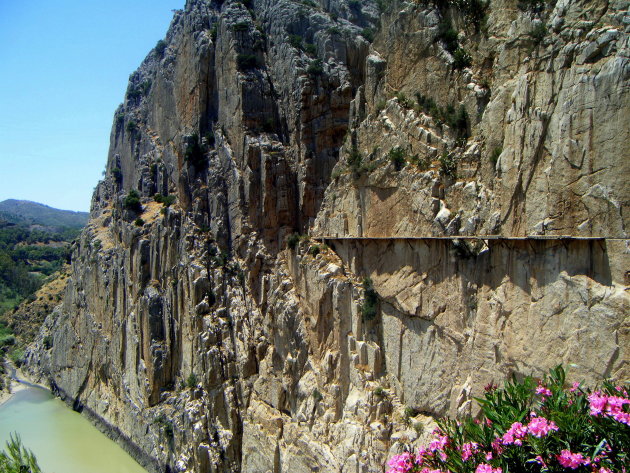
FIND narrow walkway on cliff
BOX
[312,235,622,241]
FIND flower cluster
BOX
[385,366,629,473]
[557,449,589,468]
[387,452,415,473]
[474,464,501,473]
[527,415,559,438]
[588,389,630,424]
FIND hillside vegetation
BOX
[0,220,78,316]
[0,199,88,229]
[0,201,86,374]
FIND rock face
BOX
[27,1,628,472]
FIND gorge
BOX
[17,0,630,472]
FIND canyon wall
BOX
[27,0,628,472]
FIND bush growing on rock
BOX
[111,167,122,184]
[236,54,258,71]
[8,348,24,367]
[436,19,459,53]
[361,28,375,42]
[347,146,363,171]
[154,193,176,207]
[386,366,629,473]
[232,21,249,32]
[286,234,299,250]
[123,190,142,213]
[125,120,138,134]
[517,0,549,12]
[187,373,197,389]
[289,34,303,50]
[184,133,206,169]
[529,22,547,46]
[439,152,457,178]
[376,0,392,12]
[155,39,166,57]
[361,277,378,321]
[348,0,361,11]
[453,47,472,69]
[0,324,15,349]
[307,59,324,76]
[389,147,407,171]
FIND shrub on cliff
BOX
[389,147,407,171]
[439,152,457,178]
[111,167,122,184]
[307,59,324,76]
[123,190,142,213]
[236,54,258,70]
[386,366,629,473]
[184,133,207,170]
[154,193,176,207]
[289,34,303,50]
[155,39,167,57]
[347,146,363,171]
[187,373,198,389]
[0,434,41,473]
[452,47,472,69]
[287,233,307,250]
[361,277,378,321]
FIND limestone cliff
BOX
[27,0,628,472]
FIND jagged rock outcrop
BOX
[27,1,628,472]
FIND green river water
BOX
[0,384,148,473]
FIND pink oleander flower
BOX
[461,442,479,461]
[589,391,630,424]
[428,435,449,453]
[527,416,558,437]
[570,382,580,392]
[387,452,414,473]
[484,383,498,392]
[475,464,502,473]
[534,455,547,468]
[491,438,503,455]
[415,446,428,465]
[420,469,446,473]
[536,384,552,397]
[557,450,589,469]
[597,468,612,473]
[606,395,630,424]
[501,422,527,445]
[589,391,609,416]
[485,452,493,461]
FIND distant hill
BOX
[0,200,88,317]
[0,200,89,229]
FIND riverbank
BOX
[18,358,159,473]
[0,384,148,473]
[0,363,47,407]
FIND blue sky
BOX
[0,0,183,212]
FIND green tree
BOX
[0,434,41,473]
